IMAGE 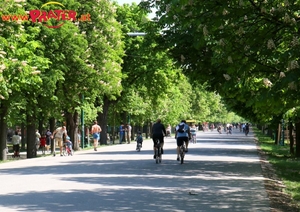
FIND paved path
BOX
[0,128,270,212]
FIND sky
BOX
[116,0,141,5]
[115,0,156,19]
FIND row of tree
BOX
[140,0,300,155]
[0,0,245,160]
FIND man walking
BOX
[53,126,67,156]
[126,123,132,144]
[91,121,101,151]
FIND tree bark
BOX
[21,123,25,150]
[295,121,300,157]
[49,117,55,153]
[0,112,8,161]
[289,121,294,155]
[98,96,110,145]
[0,104,8,161]
[26,114,37,158]
[66,111,79,150]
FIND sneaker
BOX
[177,157,179,161]
[153,155,156,159]
[94,148,97,151]
[60,154,63,156]
[161,148,164,154]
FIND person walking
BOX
[45,129,52,153]
[119,123,125,144]
[35,129,41,152]
[151,119,166,159]
[91,121,102,151]
[52,126,67,156]
[126,123,132,144]
[12,131,21,157]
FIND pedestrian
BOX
[40,134,46,154]
[12,131,21,157]
[119,123,125,144]
[91,120,101,151]
[35,129,41,151]
[45,129,52,153]
[53,126,67,156]
[126,123,132,144]
[175,120,191,161]
[151,119,166,159]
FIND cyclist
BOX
[190,124,197,143]
[245,123,250,136]
[175,120,191,161]
[151,119,166,159]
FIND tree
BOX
[141,0,300,124]
[77,0,124,145]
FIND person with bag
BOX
[175,120,191,161]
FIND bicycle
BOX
[154,139,162,164]
[179,143,186,164]
[191,134,196,144]
[62,143,73,156]
[136,142,142,152]
[245,129,249,136]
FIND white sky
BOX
[115,0,141,5]
[115,0,156,19]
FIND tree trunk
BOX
[66,111,79,150]
[38,118,43,134]
[289,121,294,155]
[0,104,8,161]
[49,117,55,153]
[26,115,37,158]
[98,96,110,145]
[21,123,26,150]
[295,121,300,157]
[0,113,8,161]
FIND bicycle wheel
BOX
[155,148,159,164]
[180,146,185,164]
[62,146,67,156]
[158,147,162,163]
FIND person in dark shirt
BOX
[151,119,166,158]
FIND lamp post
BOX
[81,94,84,149]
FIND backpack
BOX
[177,124,186,133]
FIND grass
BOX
[254,128,300,206]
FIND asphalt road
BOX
[0,128,270,212]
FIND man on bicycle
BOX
[175,120,191,161]
[151,119,166,159]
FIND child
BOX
[65,136,73,151]
[136,131,143,150]
[40,134,46,154]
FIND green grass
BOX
[254,128,300,206]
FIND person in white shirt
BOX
[12,131,21,156]
[53,126,67,156]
